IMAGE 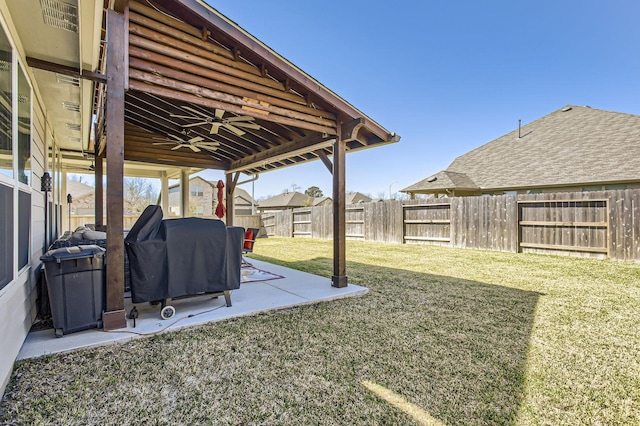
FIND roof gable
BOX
[258,191,313,208]
[456,105,640,189]
[405,105,640,193]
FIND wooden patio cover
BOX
[92,0,399,329]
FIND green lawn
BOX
[2,238,639,425]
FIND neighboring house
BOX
[234,187,256,216]
[312,196,332,207]
[68,180,135,216]
[167,176,256,217]
[346,192,372,204]
[257,191,314,212]
[402,105,640,197]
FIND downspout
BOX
[237,174,259,214]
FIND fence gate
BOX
[262,213,276,237]
[517,199,609,257]
[292,208,312,238]
[346,206,365,239]
[402,203,452,245]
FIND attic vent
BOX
[562,106,572,112]
[62,101,80,112]
[426,176,437,183]
[18,94,29,104]
[66,122,81,131]
[0,60,10,72]
[40,0,78,33]
[56,73,80,86]
[68,136,80,144]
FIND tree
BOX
[305,186,323,197]
[124,177,159,213]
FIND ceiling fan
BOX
[152,133,220,153]
[171,106,260,136]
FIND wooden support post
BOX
[103,9,127,330]
[332,122,347,287]
[160,171,169,214]
[95,156,104,230]
[181,169,190,217]
[225,172,235,226]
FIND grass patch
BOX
[1,239,639,425]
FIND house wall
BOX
[0,2,48,399]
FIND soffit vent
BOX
[40,0,78,33]
[66,122,81,131]
[18,94,29,104]
[0,60,10,72]
[62,101,80,112]
[56,73,80,87]
[68,136,81,144]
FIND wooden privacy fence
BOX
[260,189,640,262]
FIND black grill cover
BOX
[125,205,242,304]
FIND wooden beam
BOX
[341,118,364,142]
[225,172,234,225]
[228,134,334,173]
[128,80,337,135]
[127,55,336,121]
[130,1,219,46]
[103,9,127,330]
[26,57,106,83]
[94,155,104,228]
[332,122,347,287]
[315,149,333,174]
[129,10,251,70]
[128,29,285,91]
[127,39,334,119]
[124,154,226,170]
[124,0,130,90]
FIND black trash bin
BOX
[40,245,106,337]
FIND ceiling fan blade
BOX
[189,136,204,143]
[201,145,218,152]
[224,124,246,136]
[232,122,261,130]
[182,122,208,128]
[152,141,174,145]
[189,144,201,152]
[225,115,255,122]
[215,109,225,119]
[210,122,222,134]
[170,114,202,120]
[182,106,211,119]
[169,134,184,141]
[197,141,220,146]
[171,145,183,150]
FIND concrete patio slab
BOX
[17,260,368,360]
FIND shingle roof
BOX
[402,171,479,193]
[67,180,95,198]
[402,105,640,193]
[346,192,372,204]
[258,191,313,208]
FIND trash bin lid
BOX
[41,245,106,263]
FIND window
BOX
[17,65,30,185]
[0,27,12,179]
[18,190,30,269]
[0,183,12,289]
[195,205,204,216]
[191,185,203,197]
[604,184,627,191]
[582,186,602,192]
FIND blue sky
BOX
[196,0,640,200]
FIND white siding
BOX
[0,5,47,396]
